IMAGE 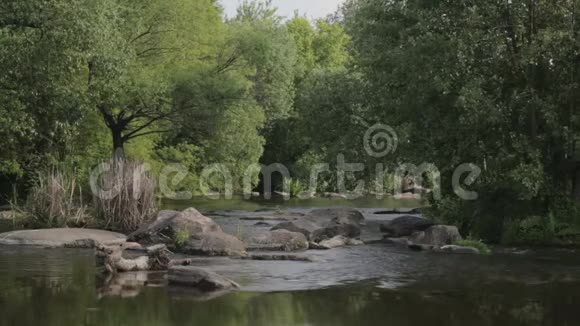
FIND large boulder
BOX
[128,208,246,256]
[379,215,436,238]
[246,230,308,251]
[409,225,462,247]
[168,266,239,291]
[129,208,222,244]
[271,208,364,242]
[181,232,246,257]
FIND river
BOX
[1,197,580,325]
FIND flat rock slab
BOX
[0,228,127,247]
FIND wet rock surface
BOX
[409,225,462,247]
[271,208,365,242]
[168,266,239,291]
[130,208,247,257]
[379,215,436,238]
[181,232,247,257]
[128,208,222,244]
[246,230,309,251]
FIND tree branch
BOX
[130,25,154,43]
[137,47,180,58]
[122,112,172,141]
[125,129,173,140]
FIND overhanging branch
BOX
[125,129,172,140]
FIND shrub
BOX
[288,179,305,198]
[426,196,465,226]
[18,169,88,228]
[548,196,580,228]
[93,161,156,233]
[454,238,492,255]
[174,228,190,248]
[429,187,537,243]
[501,215,556,245]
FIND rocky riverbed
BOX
[0,206,473,292]
[2,205,580,326]
[0,206,565,294]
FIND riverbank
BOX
[2,199,580,251]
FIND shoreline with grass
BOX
[1,195,576,256]
[1,164,579,254]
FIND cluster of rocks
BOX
[117,207,366,294]
[0,206,483,297]
[269,208,365,250]
[128,208,247,257]
[380,215,481,254]
[96,243,193,274]
[127,207,366,257]
[246,229,309,251]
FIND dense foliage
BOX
[0,0,294,196]
[3,0,580,243]
[340,0,580,243]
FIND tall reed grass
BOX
[92,161,156,233]
[20,170,88,228]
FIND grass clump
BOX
[454,238,492,255]
[288,179,305,198]
[174,228,190,248]
[93,161,156,233]
[17,169,88,228]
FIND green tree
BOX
[86,0,227,160]
[312,20,351,70]
[263,16,353,190]
[286,15,317,81]
[287,16,351,81]
[0,0,112,191]
[229,0,297,123]
[343,0,580,240]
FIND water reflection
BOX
[96,272,165,299]
[2,245,580,326]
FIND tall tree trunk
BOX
[111,128,126,162]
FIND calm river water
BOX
[1,197,580,326]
